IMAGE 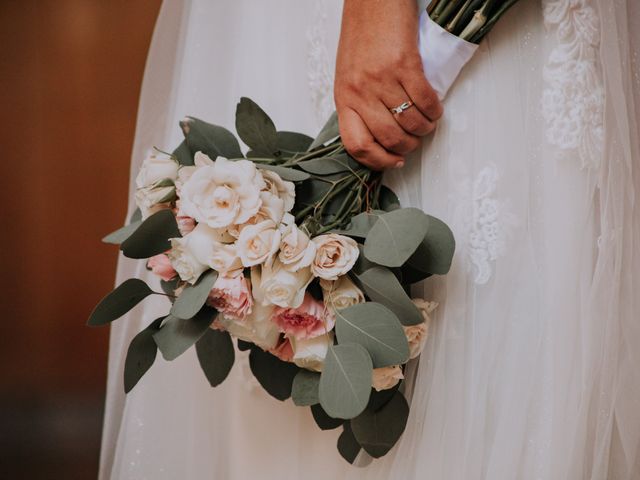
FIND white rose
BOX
[226,191,285,238]
[236,220,281,267]
[320,275,365,310]
[291,333,333,372]
[172,223,241,276]
[261,169,295,212]
[134,185,175,218]
[278,223,316,272]
[311,234,359,280]
[135,153,179,189]
[167,236,209,284]
[174,153,214,196]
[179,155,265,229]
[257,259,313,308]
[371,365,404,392]
[216,302,280,351]
[405,299,438,359]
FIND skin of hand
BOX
[334,0,443,170]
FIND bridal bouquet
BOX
[89,98,454,463]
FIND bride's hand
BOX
[335,0,442,170]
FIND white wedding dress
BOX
[99,1,640,479]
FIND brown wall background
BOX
[0,0,162,476]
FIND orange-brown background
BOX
[0,1,162,476]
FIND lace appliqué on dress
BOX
[541,0,604,169]
[468,164,510,285]
[306,0,335,127]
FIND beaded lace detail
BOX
[541,0,604,168]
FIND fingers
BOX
[383,84,436,137]
[338,107,404,171]
[400,60,443,122]
[356,100,421,155]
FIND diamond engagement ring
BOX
[390,101,414,115]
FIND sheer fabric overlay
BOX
[99,1,640,479]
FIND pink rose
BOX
[207,273,253,321]
[272,293,335,340]
[147,254,177,281]
[270,337,294,362]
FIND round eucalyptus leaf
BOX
[87,278,154,326]
[170,270,218,320]
[351,391,410,458]
[235,97,278,156]
[172,139,194,166]
[363,208,430,267]
[102,220,141,245]
[195,329,235,387]
[405,214,456,276]
[356,267,424,326]
[310,404,344,431]
[180,116,243,160]
[319,344,373,420]
[334,303,409,368]
[256,164,310,182]
[249,347,300,401]
[120,209,181,259]
[337,423,362,464]
[124,317,164,393]
[276,131,313,152]
[152,308,217,361]
[291,370,321,406]
[298,154,359,175]
[308,111,339,150]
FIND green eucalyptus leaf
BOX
[129,208,142,224]
[405,215,456,276]
[160,276,181,297]
[291,370,321,406]
[152,308,217,361]
[237,339,253,351]
[235,97,278,156]
[120,209,181,259]
[351,391,409,458]
[276,131,313,152]
[334,303,409,367]
[332,211,384,238]
[102,220,142,245]
[367,382,401,412]
[297,154,360,175]
[255,164,310,182]
[352,244,380,275]
[195,328,235,387]
[311,404,344,431]
[124,317,164,393]
[180,116,243,160]
[308,111,339,150]
[172,139,194,166]
[294,178,332,208]
[356,267,423,326]
[378,186,401,211]
[170,270,218,319]
[364,208,430,267]
[319,344,373,420]
[87,279,154,326]
[337,423,362,464]
[249,346,300,401]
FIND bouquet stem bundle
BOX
[427,0,523,43]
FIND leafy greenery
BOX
[120,209,181,259]
[124,317,164,393]
[319,344,373,420]
[351,391,410,458]
[248,346,300,401]
[153,307,217,361]
[180,116,243,160]
[195,329,235,387]
[334,303,409,367]
[291,370,321,406]
[170,270,218,319]
[88,278,154,326]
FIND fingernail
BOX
[394,161,404,169]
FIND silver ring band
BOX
[390,100,414,115]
